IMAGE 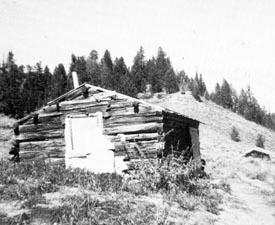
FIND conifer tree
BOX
[212,83,222,105]
[100,50,114,89]
[86,50,101,86]
[220,79,233,109]
[113,57,137,96]
[163,68,179,93]
[51,64,67,98]
[131,46,147,93]
[153,47,171,92]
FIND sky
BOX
[0,0,274,112]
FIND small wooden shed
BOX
[11,83,201,163]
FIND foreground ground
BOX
[0,92,275,224]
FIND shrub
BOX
[230,126,241,142]
[256,134,265,148]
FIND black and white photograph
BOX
[0,0,274,224]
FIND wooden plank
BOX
[47,83,87,106]
[189,127,201,162]
[103,122,163,135]
[163,112,200,128]
[19,121,63,133]
[108,105,161,116]
[20,139,65,152]
[16,129,64,142]
[104,116,163,128]
[107,132,159,142]
[20,149,65,159]
[60,101,109,111]
[23,113,63,125]
[17,115,32,125]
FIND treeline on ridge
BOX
[0,47,274,130]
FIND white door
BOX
[64,112,115,173]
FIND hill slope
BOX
[147,92,275,225]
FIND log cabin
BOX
[11,77,201,168]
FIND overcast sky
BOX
[0,0,274,112]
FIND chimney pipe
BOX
[72,72,79,89]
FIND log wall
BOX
[15,92,165,160]
[14,86,200,161]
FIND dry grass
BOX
[0,158,228,224]
[0,114,16,159]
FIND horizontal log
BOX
[114,149,160,159]
[104,116,163,128]
[16,129,64,142]
[60,101,109,111]
[20,139,65,152]
[61,105,108,116]
[114,140,163,152]
[108,105,161,116]
[107,132,160,142]
[24,113,62,125]
[103,122,163,135]
[19,120,63,133]
[20,149,65,159]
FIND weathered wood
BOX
[60,100,108,109]
[163,112,199,128]
[20,149,65,159]
[189,127,201,162]
[16,129,64,142]
[107,132,160,142]
[24,113,62,125]
[33,113,39,124]
[60,102,109,111]
[104,115,163,127]
[114,140,162,151]
[47,83,86,106]
[108,105,161,116]
[19,120,63,133]
[20,139,65,152]
[61,105,108,116]
[104,122,163,135]
[17,115,32,125]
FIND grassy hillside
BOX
[148,92,275,225]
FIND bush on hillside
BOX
[256,134,265,148]
[230,126,241,142]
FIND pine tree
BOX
[113,57,137,96]
[153,47,171,92]
[130,46,147,93]
[198,74,207,96]
[220,79,233,109]
[212,83,222,105]
[3,52,25,117]
[178,70,189,93]
[100,50,114,90]
[163,68,179,93]
[86,50,101,86]
[43,66,52,103]
[51,64,67,99]
[145,58,157,93]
